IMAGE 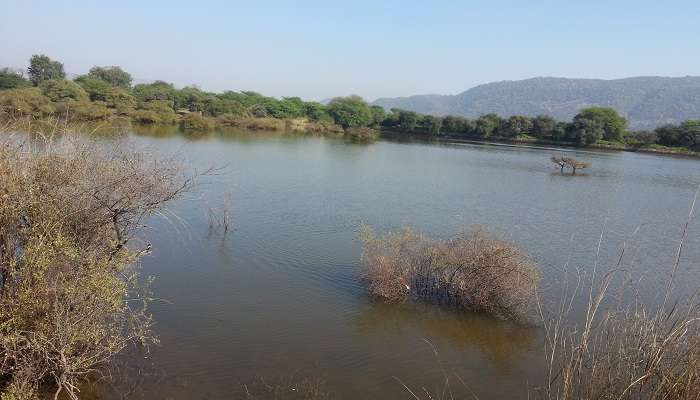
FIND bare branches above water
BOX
[360,225,540,321]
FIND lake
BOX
[97,128,700,399]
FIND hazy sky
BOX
[2,0,699,101]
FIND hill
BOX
[373,76,700,129]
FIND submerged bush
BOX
[360,226,539,320]
[0,127,191,399]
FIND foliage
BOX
[133,81,177,103]
[474,113,502,138]
[0,130,190,399]
[394,109,420,132]
[572,107,627,142]
[174,86,208,112]
[133,100,177,124]
[39,79,89,103]
[327,96,373,128]
[422,115,442,135]
[360,226,539,320]
[27,54,65,85]
[180,113,215,130]
[304,102,332,122]
[0,88,55,117]
[369,105,386,127]
[87,66,132,88]
[500,115,533,137]
[74,75,112,101]
[568,115,604,145]
[55,100,112,121]
[205,96,247,117]
[0,69,30,90]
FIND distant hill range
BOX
[372,77,700,130]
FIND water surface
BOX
[102,128,700,399]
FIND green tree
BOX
[133,81,176,103]
[206,96,247,117]
[27,54,66,85]
[174,86,209,112]
[474,114,502,138]
[327,95,373,128]
[422,115,443,135]
[568,117,604,145]
[0,68,30,90]
[395,109,419,132]
[678,120,700,148]
[74,76,112,101]
[531,115,557,138]
[500,115,533,137]
[654,124,682,146]
[369,105,386,127]
[303,102,331,122]
[87,66,132,88]
[267,97,306,118]
[102,87,137,110]
[574,107,627,142]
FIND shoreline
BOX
[379,129,700,159]
[3,114,698,159]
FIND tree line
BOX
[0,54,698,150]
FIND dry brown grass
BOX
[0,119,193,399]
[360,226,540,320]
[536,188,700,400]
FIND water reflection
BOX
[353,302,538,371]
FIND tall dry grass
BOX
[360,226,540,320]
[535,188,700,400]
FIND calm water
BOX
[99,128,700,399]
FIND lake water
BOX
[97,128,700,399]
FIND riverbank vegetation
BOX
[0,123,192,399]
[535,192,700,400]
[2,55,699,153]
[360,226,539,321]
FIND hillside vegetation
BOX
[373,76,700,130]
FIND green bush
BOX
[0,87,55,117]
[180,113,215,130]
[55,100,112,121]
[136,100,177,124]
[129,109,162,124]
[40,79,89,103]
[0,68,31,90]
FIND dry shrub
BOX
[0,122,192,399]
[550,155,591,174]
[360,226,540,320]
[537,190,700,400]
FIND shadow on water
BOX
[352,301,538,372]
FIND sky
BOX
[2,0,700,101]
